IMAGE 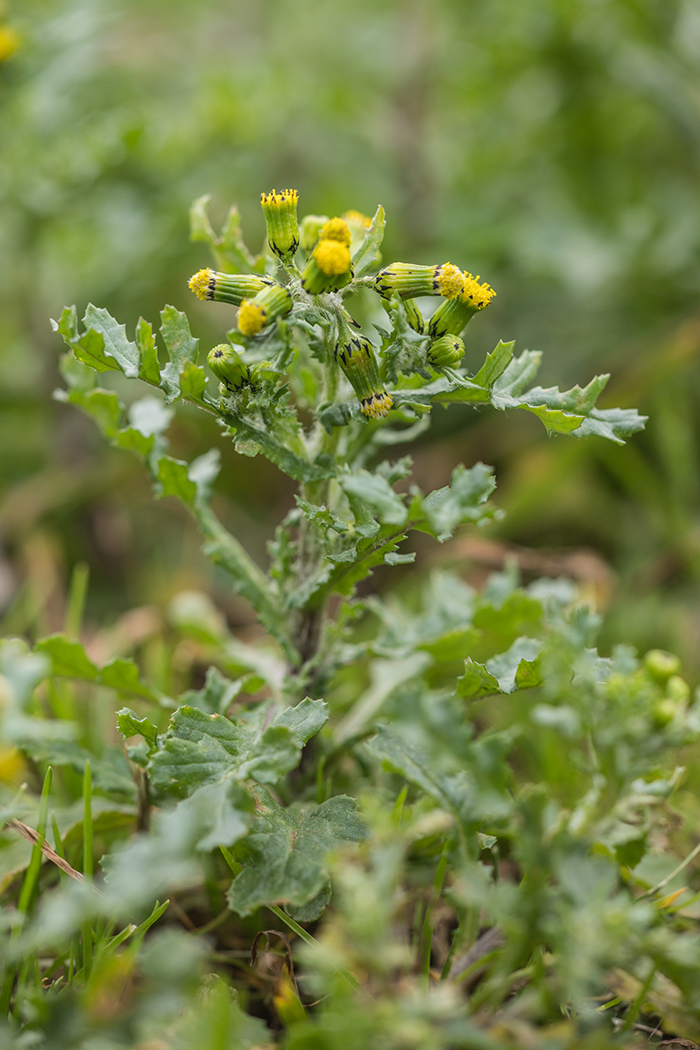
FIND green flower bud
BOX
[666,675,690,703]
[260,189,300,260]
[237,284,293,336]
[299,214,330,253]
[374,262,464,300]
[428,333,465,369]
[336,334,393,419]
[249,360,278,385]
[644,649,681,683]
[428,272,496,337]
[188,268,274,306]
[301,238,353,295]
[207,344,249,391]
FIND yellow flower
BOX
[313,239,351,276]
[237,301,266,336]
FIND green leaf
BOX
[179,666,243,715]
[153,455,198,507]
[295,496,349,534]
[82,305,140,378]
[351,204,385,278]
[227,791,365,917]
[471,339,514,389]
[574,407,648,445]
[159,306,199,372]
[34,635,161,701]
[102,658,160,702]
[136,317,161,384]
[414,462,497,541]
[179,361,208,403]
[338,468,407,527]
[116,707,159,747]
[35,635,99,680]
[147,698,328,797]
[457,659,501,699]
[223,415,334,484]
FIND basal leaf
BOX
[101,658,160,702]
[227,790,365,917]
[35,635,99,680]
[457,659,501,699]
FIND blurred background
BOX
[2,0,700,672]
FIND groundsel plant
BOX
[4,188,700,1047]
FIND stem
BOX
[82,762,93,978]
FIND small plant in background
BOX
[0,188,699,1048]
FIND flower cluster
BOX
[187,188,495,419]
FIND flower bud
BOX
[299,214,330,253]
[188,268,274,306]
[207,344,249,391]
[644,649,681,683]
[336,334,393,419]
[428,272,496,337]
[374,261,464,300]
[301,239,353,294]
[260,189,300,260]
[237,284,293,337]
[428,333,465,369]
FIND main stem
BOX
[291,320,341,676]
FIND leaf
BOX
[159,306,199,372]
[338,468,408,527]
[574,407,648,445]
[471,339,514,389]
[128,396,173,438]
[35,635,99,680]
[223,415,334,484]
[295,497,349,534]
[179,666,243,715]
[351,204,385,277]
[116,708,159,747]
[414,462,497,541]
[227,791,365,917]
[136,317,160,384]
[82,305,140,378]
[153,455,198,507]
[457,659,501,699]
[485,636,543,694]
[34,635,160,701]
[147,698,328,797]
[102,658,160,702]
[179,361,208,403]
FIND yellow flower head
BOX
[313,239,351,276]
[260,188,299,210]
[319,217,352,246]
[460,272,496,310]
[435,263,465,300]
[342,210,372,229]
[361,391,394,419]
[238,300,266,336]
[188,268,215,301]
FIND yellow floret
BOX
[361,391,393,419]
[436,263,465,300]
[237,300,266,335]
[313,239,351,276]
[188,268,215,301]
[260,188,299,209]
[319,217,352,246]
[461,272,496,309]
